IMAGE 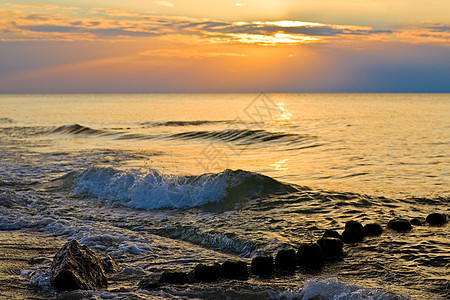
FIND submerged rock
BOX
[221,260,248,280]
[296,243,324,269]
[193,263,221,282]
[138,277,160,290]
[51,240,108,291]
[363,223,383,236]
[388,218,412,231]
[322,229,342,240]
[102,256,120,274]
[275,248,296,274]
[317,237,343,259]
[251,255,274,277]
[159,271,189,284]
[426,213,447,225]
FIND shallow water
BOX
[0,94,449,299]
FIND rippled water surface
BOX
[0,94,448,299]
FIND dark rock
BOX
[102,256,120,274]
[388,218,412,231]
[251,255,274,277]
[193,263,221,282]
[410,218,423,226]
[296,243,324,269]
[159,271,189,284]
[275,248,296,274]
[317,238,343,259]
[51,240,108,291]
[341,229,364,243]
[426,213,447,225]
[345,220,364,233]
[138,277,160,290]
[342,220,364,243]
[221,260,248,280]
[363,223,383,236]
[322,229,342,240]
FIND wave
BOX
[168,129,308,145]
[69,167,296,210]
[50,124,113,136]
[49,123,311,146]
[0,117,15,124]
[140,120,235,127]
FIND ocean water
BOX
[0,93,448,299]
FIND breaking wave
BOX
[70,167,296,210]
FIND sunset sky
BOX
[0,0,449,93]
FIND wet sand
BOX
[0,230,64,300]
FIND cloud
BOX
[154,1,175,8]
[0,5,448,46]
[139,49,247,58]
[5,3,79,11]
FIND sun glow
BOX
[230,32,319,45]
[266,20,323,27]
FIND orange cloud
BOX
[0,4,448,47]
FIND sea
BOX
[0,93,448,299]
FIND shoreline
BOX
[0,230,65,300]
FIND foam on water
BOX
[299,278,409,300]
[71,167,293,210]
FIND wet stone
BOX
[297,243,324,269]
[251,255,274,277]
[275,248,296,274]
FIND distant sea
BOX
[0,94,448,299]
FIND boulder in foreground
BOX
[51,240,107,291]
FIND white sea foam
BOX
[72,167,240,209]
[299,278,409,300]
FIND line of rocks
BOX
[50,212,447,292]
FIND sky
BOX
[0,0,449,93]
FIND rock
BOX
[410,218,423,226]
[102,256,120,274]
[221,260,248,280]
[159,271,189,284]
[317,238,343,259]
[388,218,412,231]
[296,243,324,269]
[345,220,364,233]
[322,230,342,240]
[193,263,221,282]
[342,221,364,243]
[426,213,447,225]
[51,240,107,291]
[251,255,274,277]
[363,223,383,236]
[275,248,296,274]
[138,277,160,290]
[342,229,364,243]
